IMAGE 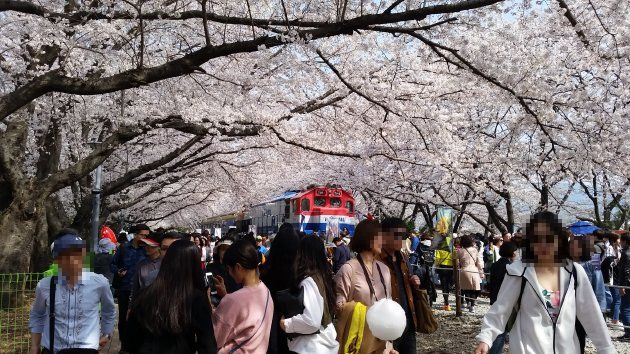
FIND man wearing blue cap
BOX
[29,229,116,354]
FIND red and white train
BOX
[202,185,358,238]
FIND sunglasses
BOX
[395,232,409,240]
[531,234,557,243]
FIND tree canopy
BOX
[0,0,628,271]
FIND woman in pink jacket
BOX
[213,239,273,354]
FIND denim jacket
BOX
[581,260,607,312]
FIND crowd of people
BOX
[28,217,434,354]
[27,210,629,354]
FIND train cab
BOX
[289,186,357,238]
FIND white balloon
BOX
[366,299,407,341]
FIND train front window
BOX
[314,197,326,207]
[330,198,342,207]
[301,199,310,211]
[346,201,354,213]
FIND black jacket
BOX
[127,291,217,354]
[260,266,293,354]
[94,253,114,285]
[489,257,512,305]
[618,246,630,287]
[332,243,351,274]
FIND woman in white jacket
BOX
[280,236,339,354]
[475,211,616,354]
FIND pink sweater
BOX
[213,281,273,354]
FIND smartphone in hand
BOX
[205,272,216,295]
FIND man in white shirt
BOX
[29,230,116,354]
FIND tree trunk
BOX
[453,191,472,232]
[0,194,49,273]
[540,178,549,211]
[485,203,508,234]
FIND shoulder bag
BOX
[276,286,305,319]
[356,254,388,301]
[40,276,57,354]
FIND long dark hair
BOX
[132,240,206,334]
[261,223,300,292]
[523,211,570,263]
[295,236,336,311]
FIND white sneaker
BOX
[611,322,625,329]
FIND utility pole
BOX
[90,164,103,253]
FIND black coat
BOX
[260,265,294,354]
[489,257,511,305]
[127,291,217,354]
[618,246,630,287]
[94,253,114,285]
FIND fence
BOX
[0,273,44,354]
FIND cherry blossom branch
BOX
[383,0,405,14]
[0,0,500,28]
[41,116,262,195]
[555,0,590,47]
[267,125,361,158]
[278,88,350,122]
[0,0,502,121]
[431,187,495,233]
[316,49,399,117]
[201,0,211,45]
[371,26,570,152]
[102,135,204,196]
[131,187,218,223]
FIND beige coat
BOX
[334,259,392,354]
[457,247,484,291]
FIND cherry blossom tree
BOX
[0,0,628,272]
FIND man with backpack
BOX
[29,229,116,354]
[110,224,148,353]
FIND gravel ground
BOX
[417,300,630,354]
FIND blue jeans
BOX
[611,287,622,321]
[621,293,630,336]
[582,262,607,312]
[488,333,506,354]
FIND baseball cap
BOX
[52,234,86,258]
[140,236,160,247]
[98,238,116,254]
[216,239,233,247]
